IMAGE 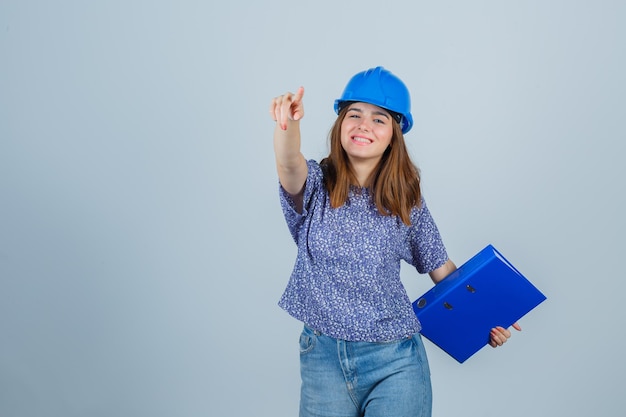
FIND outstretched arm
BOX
[270,87,308,212]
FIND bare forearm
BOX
[274,120,303,169]
[274,120,307,195]
[429,259,457,284]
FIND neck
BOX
[350,158,379,187]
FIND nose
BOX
[358,118,371,132]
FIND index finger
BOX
[293,86,305,104]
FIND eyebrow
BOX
[347,107,391,120]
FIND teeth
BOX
[353,136,370,143]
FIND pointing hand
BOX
[269,86,305,130]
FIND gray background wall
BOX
[1,1,624,416]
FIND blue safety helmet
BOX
[334,66,414,134]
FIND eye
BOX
[374,118,386,124]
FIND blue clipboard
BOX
[412,244,546,363]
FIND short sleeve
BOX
[279,160,324,243]
[405,199,449,274]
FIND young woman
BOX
[270,67,520,417]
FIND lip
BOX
[351,135,373,145]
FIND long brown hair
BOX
[320,106,422,225]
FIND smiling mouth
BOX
[352,136,372,144]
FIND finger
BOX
[292,87,305,121]
[279,86,303,122]
[489,331,503,347]
[497,326,512,338]
[490,329,502,347]
[490,327,509,347]
[293,86,305,104]
[269,97,281,121]
[280,92,294,130]
[512,322,522,332]
[270,94,287,129]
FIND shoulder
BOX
[305,159,326,188]
[306,159,322,175]
[408,197,440,236]
[410,197,430,220]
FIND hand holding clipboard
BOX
[413,245,546,363]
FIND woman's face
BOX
[340,102,394,165]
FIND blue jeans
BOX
[299,326,432,417]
